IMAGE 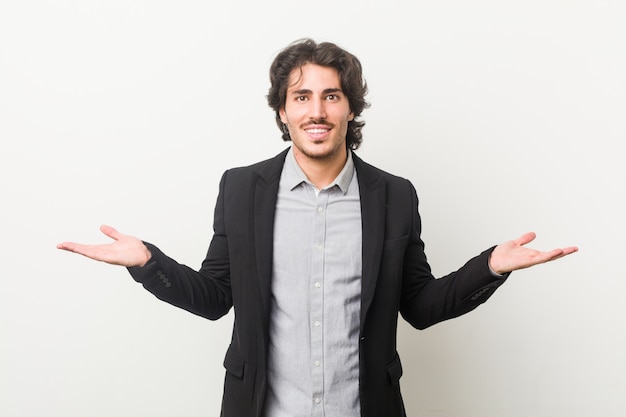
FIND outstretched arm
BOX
[58,224,232,319]
[57,224,152,267]
[489,232,578,275]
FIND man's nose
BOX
[309,98,327,120]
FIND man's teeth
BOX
[306,128,328,134]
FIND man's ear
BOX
[279,108,287,124]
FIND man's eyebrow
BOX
[289,88,344,95]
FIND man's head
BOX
[267,39,369,150]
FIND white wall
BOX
[1,1,624,416]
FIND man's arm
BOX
[398,181,578,330]
[57,225,233,320]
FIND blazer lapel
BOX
[252,148,289,325]
[353,154,387,332]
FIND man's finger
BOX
[100,224,121,241]
[515,232,537,247]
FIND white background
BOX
[1,1,624,416]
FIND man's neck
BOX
[292,147,348,190]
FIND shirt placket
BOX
[310,188,329,415]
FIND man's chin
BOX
[300,147,337,161]
[293,140,346,162]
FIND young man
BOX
[57,39,577,417]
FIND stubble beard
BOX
[294,138,346,163]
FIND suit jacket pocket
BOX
[383,235,409,252]
[386,352,403,387]
[223,347,245,379]
[381,235,409,279]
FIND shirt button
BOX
[314,321,320,327]
[314,282,321,288]
[317,207,324,212]
[314,360,321,367]
[314,398,321,404]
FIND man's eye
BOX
[326,94,338,101]
[296,96,307,102]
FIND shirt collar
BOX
[283,146,355,194]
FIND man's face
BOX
[280,64,354,163]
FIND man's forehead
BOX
[287,64,341,90]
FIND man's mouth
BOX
[305,127,330,134]
[304,122,333,136]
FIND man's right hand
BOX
[57,225,152,267]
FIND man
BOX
[57,39,577,417]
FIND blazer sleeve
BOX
[399,180,509,330]
[127,171,233,320]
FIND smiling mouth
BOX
[305,128,330,134]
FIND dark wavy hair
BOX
[267,39,370,150]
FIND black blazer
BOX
[130,148,507,417]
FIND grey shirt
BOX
[263,147,362,417]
